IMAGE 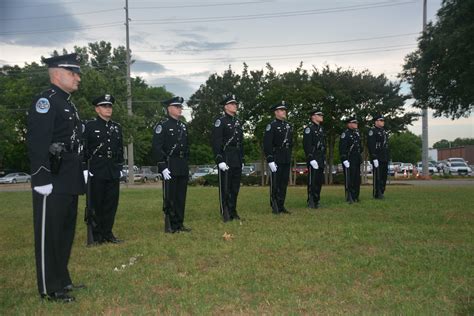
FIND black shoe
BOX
[105,235,123,243]
[232,214,241,220]
[64,283,86,292]
[355,198,360,202]
[179,226,192,232]
[280,208,291,214]
[41,292,75,303]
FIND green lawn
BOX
[0,185,473,314]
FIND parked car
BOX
[292,162,308,175]
[415,162,437,175]
[191,167,214,180]
[399,163,414,173]
[388,163,396,176]
[362,161,373,174]
[121,165,140,182]
[392,162,402,172]
[242,165,255,176]
[137,168,161,182]
[443,161,472,175]
[0,172,31,184]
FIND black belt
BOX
[97,150,115,159]
[169,151,186,158]
[275,143,290,149]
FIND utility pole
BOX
[125,0,135,183]
[421,0,429,177]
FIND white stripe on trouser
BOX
[41,194,47,295]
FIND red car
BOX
[292,162,308,174]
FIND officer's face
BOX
[224,102,238,116]
[348,122,358,129]
[375,119,385,128]
[275,109,287,120]
[168,105,182,119]
[56,68,81,93]
[312,114,323,124]
[95,104,113,121]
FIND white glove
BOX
[162,168,171,180]
[310,160,319,170]
[373,159,379,168]
[268,162,277,173]
[34,184,53,196]
[83,170,91,184]
[120,171,124,177]
[218,162,229,171]
[343,160,350,168]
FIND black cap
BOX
[270,101,288,112]
[221,94,238,106]
[373,114,385,121]
[162,96,184,107]
[345,116,358,123]
[43,53,81,74]
[92,94,115,106]
[310,108,323,116]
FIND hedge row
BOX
[188,173,346,186]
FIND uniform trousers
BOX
[270,163,290,213]
[344,159,361,201]
[90,177,120,239]
[307,164,324,206]
[372,161,388,197]
[33,192,77,295]
[163,175,188,230]
[218,166,242,220]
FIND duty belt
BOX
[51,142,79,153]
[169,151,186,158]
[97,150,114,159]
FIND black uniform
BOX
[27,84,85,297]
[368,126,389,198]
[303,122,326,208]
[339,128,362,202]
[83,115,123,242]
[264,119,293,213]
[152,115,189,232]
[212,113,244,221]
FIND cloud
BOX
[148,76,197,99]
[131,59,167,73]
[0,0,82,46]
[160,27,235,54]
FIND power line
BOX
[135,32,419,53]
[130,0,270,10]
[0,22,122,36]
[134,1,416,25]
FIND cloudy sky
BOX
[1,0,472,145]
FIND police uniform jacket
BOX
[84,116,124,179]
[152,116,189,176]
[264,119,293,164]
[367,126,389,162]
[339,128,363,162]
[27,84,85,194]
[211,113,244,167]
[303,122,326,164]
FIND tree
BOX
[433,137,474,149]
[389,131,422,163]
[401,0,474,118]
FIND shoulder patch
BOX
[155,125,162,134]
[35,98,50,114]
[266,124,271,132]
[214,119,221,127]
[368,130,373,136]
[304,127,310,134]
[341,132,345,139]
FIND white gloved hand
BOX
[162,168,171,180]
[83,170,90,184]
[268,162,277,173]
[34,184,53,196]
[218,162,229,171]
[120,171,124,177]
[310,160,319,170]
[373,159,379,168]
[343,160,350,168]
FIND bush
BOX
[202,174,219,186]
[241,175,261,186]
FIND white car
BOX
[399,163,414,173]
[191,167,214,180]
[0,172,31,184]
[416,162,437,175]
[443,162,472,176]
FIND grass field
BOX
[0,185,473,314]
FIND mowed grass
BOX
[0,184,473,315]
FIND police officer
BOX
[27,53,86,302]
[339,116,362,204]
[264,101,293,214]
[211,94,244,222]
[83,94,124,243]
[303,109,325,209]
[368,114,389,199]
[152,96,191,233]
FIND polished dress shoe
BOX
[41,292,75,303]
[105,235,124,243]
[64,283,86,292]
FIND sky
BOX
[1,0,472,146]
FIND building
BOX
[437,145,474,163]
